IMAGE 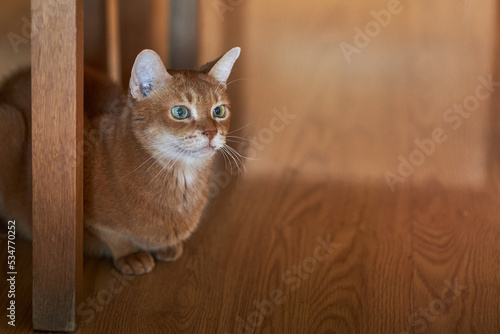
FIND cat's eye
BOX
[213,105,227,118]
[171,106,190,119]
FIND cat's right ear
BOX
[199,47,241,84]
[129,50,171,101]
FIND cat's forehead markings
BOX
[211,90,220,102]
[178,91,193,104]
[185,91,194,104]
[177,92,187,102]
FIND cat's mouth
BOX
[179,144,218,158]
[152,137,222,161]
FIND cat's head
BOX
[128,47,240,163]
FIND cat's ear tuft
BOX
[129,49,171,100]
[208,47,241,84]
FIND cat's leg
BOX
[115,251,155,275]
[154,241,183,262]
[93,227,155,275]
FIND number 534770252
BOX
[7,220,16,272]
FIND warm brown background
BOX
[1,0,499,333]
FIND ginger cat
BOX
[0,47,241,275]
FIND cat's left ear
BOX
[206,47,241,84]
[129,49,171,100]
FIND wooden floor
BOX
[2,0,500,333]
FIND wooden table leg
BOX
[106,0,121,84]
[31,0,84,331]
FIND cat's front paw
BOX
[114,251,155,275]
[154,243,183,262]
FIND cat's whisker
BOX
[161,147,184,171]
[218,147,229,173]
[220,147,232,172]
[221,146,236,175]
[143,145,180,178]
[145,154,165,174]
[225,145,250,177]
[226,135,258,145]
[222,146,243,186]
[142,144,178,153]
[161,149,185,184]
[224,139,245,146]
[227,123,254,135]
[222,145,245,177]
[224,139,260,158]
[222,148,235,176]
[159,150,183,185]
[224,144,257,162]
[148,169,165,185]
[216,78,249,95]
[139,144,181,158]
[225,146,246,168]
[223,148,240,185]
[148,147,183,185]
[165,149,184,171]
[129,150,164,174]
[215,80,225,96]
[147,161,166,185]
[223,78,248,90]
[224,139,260,152]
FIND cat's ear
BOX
[129,49,171,100]
[203,47,241,84]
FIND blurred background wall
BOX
[0,0,497,190]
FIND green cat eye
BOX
[213,105,227,118]
[171,106,190,119]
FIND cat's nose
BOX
[202,129,217,142]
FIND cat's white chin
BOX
[160,144,217,161]
[183,145,217,159]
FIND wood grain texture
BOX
[1,0,500,333]
[105,0,121,84]
[31,0,84,331]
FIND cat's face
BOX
[132,72,231,161]
[128,48,240,163]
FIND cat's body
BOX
[0,48,240,275]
